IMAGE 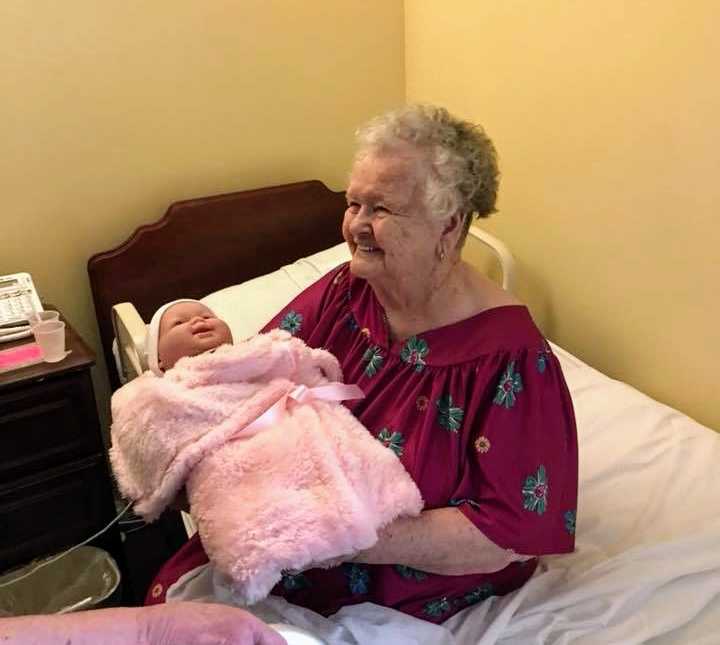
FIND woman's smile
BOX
[356,244,381,253]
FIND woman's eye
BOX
[374,205,389,213]
[347,202,360,213]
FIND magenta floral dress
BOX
[145,263,578,623]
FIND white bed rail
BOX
[112,302,147,384]
[467,224,516,294]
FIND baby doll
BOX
[110,300,423,605]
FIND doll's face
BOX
[157,302,233,371]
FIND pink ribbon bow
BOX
[240,382,365,438]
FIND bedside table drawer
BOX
[0,458,115,572]
[0,371,103,484]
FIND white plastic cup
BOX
[30,310,60,328]
[32,320,67,363]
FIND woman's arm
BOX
[0,606,142,645]
[0,602,286,645]
[353,508,529,575]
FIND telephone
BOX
[0,272,43,343]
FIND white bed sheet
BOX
[187,245,720,644]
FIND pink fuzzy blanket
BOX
[110,330,423,604]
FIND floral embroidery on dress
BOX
[522,465,548,515]
[362,345,384,377]
[537,340,553,373]
[423,596,452,618]
[436,394,464,432]
[281,571,310,591]
[361,327,371,338]
[377,428,404,457]
[474,435,491,453]
[462,583,495,606]
[394,565,428,581]
[400,336,429,372]
[343,563,370,595]
[415,395,429,411]
[493,361,523,408]
[449,498,481,509]
[345,312,359,332]
[536,341,551,373]
[279,311,303,335]
[536,352,548,374]
[564,509,576,535]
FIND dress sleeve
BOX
[260,263,349,343]
[453,347,578,556]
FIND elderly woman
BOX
[146,105,578,623]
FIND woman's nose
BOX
[348,205,373,232]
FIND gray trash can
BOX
[0,546,121,616]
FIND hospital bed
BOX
[88,180,720,644]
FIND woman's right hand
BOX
[0,602,286,645]
[143,602,287,645]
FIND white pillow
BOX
[201,242,350,341]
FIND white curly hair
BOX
[355,104,500,242]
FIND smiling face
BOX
[343,147,444,293]
[156,301,233,372]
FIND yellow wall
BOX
[1,1,405,427]
[406,1,719,430]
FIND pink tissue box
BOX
[0,342,44,373]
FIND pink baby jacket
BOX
[110,330,423,604]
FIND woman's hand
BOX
[0,602,287,645]
[143,602,287,645]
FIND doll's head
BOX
[145,299,233,375]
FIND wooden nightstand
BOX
[0,309,121,574]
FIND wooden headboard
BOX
[88,180,346,389]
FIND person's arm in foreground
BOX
[0,601,287,645]
[353,508,529,575]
